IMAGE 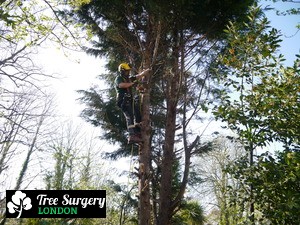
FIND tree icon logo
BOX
[7,191,32,218]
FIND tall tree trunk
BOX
[138,66,152,225]
[158,69,179,225]
[138,17,162,224]
[157,24,180,225]
[158,101,177,225]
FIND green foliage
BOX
[212,4,300,224]
[105,180,138,224]
[77,86,140,158]
[172,201,205,225]
[223,155,257,224]
[250,57,300,148]
[213,4,300,149]
[0,0,54,45]
[227,151,300,224]
[254,151,300,224]
[62,0,256,59]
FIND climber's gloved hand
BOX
[129,75,137,83]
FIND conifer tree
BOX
[63,1,256,224]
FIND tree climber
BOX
[115,63,149,144]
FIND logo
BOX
[6,190,106,218]
[7,191,32,218]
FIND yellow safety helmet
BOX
[118,63,131,72]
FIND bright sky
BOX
[37,48,106,118]
[261,1,300,65]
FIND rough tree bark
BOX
[137,16,161,224]
[139,78,152,225]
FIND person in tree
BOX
[115,63,149,144]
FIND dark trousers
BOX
[118,94,141,135]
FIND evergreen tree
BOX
[62,1,256,224]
